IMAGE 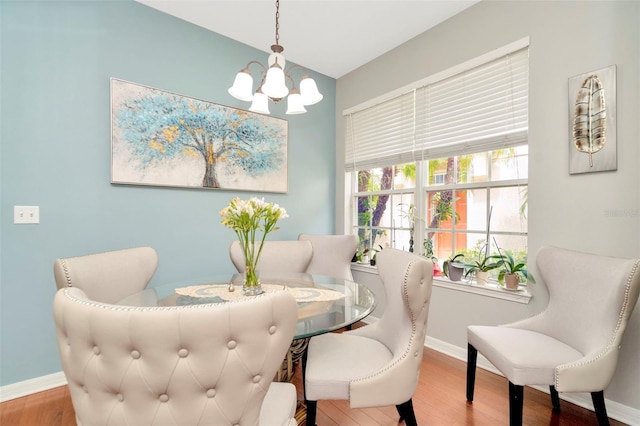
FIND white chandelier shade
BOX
[299,75,323,105]
[227,0,322,115]
[227,70,254,102]
[261,62,289,99]
[249,89,270,115]
[285,88,306,114]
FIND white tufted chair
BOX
[229,240,313,274]
[303,248,433,426]
[297,234,359,280]
[53,246,158,304]
[54,286,299,426]
[467,246,640,426]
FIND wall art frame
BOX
[111,78,288,193]
[568,65,617,174]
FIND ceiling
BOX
[135,0,480,79]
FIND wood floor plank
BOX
[0,346,628,426]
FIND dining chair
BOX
[303,248,433,426]
[53,246,158,304]
[229,240,313,274]
[297,233,359,280]
[467,246,640,426]
[54,286,299,426]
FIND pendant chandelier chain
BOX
[274,0,280,47]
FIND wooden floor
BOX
[0,348,626,426]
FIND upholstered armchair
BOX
[297,233,359,280]
[303,248,433,426]
[54,287,299,426]
[53,246,158,304]
[229,240,313,274]
[467,246,640,426]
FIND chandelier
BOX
[228,0,323,115]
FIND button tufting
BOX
[131,350,141,359]
[178,348,189,357]
[227,340,237,349]
[269,325,277,334]
[93,346,101,355]
[159,394,169,402]
[252,375,261,383]
[206,388,216,398]
[117,393,124,402]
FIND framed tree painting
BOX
[111,78,288,192]
[568,65,617,174]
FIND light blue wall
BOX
[0,0,336,386]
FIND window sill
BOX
[351,263,532,304]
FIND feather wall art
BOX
[568,65,617,174]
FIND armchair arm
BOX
[555,346,619,393]
[349,351,421,408]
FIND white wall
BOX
[337,0,640,414]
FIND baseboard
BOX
[1,336,637,425]
[425,336,640,426]
[0,372,67,403]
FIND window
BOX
[346,39,529,283]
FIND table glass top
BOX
[117,272,376,339]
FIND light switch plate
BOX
[14,206,40,224]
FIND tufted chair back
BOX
[53,246,158,304]
[54,287,298,426]
[297,233,359,280]
[229,240,313,274]
[303,249,432,426]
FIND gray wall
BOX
[337,0,640,412]
[0,0,336,387]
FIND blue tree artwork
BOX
[110,79,288,192]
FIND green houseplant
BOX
[463,250,502,285]
[496,251,535,289]
[443,253,465,281]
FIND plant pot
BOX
[448,264,464,281]
[505,273,520,290]
[476,271,489,286]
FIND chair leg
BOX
[466,343,478,401]
[591,391,610,426]
[396,399,417,426]
[549,385,560,412]
[305,400,317,426]
[508,382,524,426]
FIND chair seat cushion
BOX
[305,333,393,401]
[468,325,583,385]
[259,382,297,426]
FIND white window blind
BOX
[345,45,529,172]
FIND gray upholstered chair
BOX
[297,233,359,280]
[229,240,313,274]
[467,246,640,426]
[53,246,158,304]
[54,287,298,426]
[303,248,433,426]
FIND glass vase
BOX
[243,259,263,296]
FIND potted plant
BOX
[496,251,535,289]
[463,251,502,285]
[443,253,465,281]
[367,245,384,266]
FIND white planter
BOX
[476,271,489,286]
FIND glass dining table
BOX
[116,272,376,382]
